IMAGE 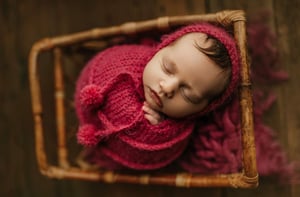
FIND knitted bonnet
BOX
[75,23,240,171]
[156,23,240,116]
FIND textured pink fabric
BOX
[75,23,240,170]
[75,45,195,170]
[179,91,295,179]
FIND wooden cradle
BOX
[28,10,258,188]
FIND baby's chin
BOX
[160,109,191,119]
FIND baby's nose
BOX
[160,78,179,98]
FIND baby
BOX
[75,23,240,170]
[142,31,232,124]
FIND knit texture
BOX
[75,23,240,170]
[75,45,195,170]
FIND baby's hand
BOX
[142,102,164,125]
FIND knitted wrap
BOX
[75,23,240,170]
[75,45,195,170]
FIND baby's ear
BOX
[79,84,104,108]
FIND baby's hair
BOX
[194,35,232,101]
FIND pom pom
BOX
[77,124,99,146]
[80,84,103,107]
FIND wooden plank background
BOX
[1,0,299,196]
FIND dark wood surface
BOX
[1,0,299,196]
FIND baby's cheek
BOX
[163,102,191,118]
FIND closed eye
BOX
[161,64,171,75]
[161,58,175,75]
[180,87,202,104]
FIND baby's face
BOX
[142,33,225,118]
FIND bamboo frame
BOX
[28,10,258,188]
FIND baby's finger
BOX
[142,105,160,118]
[144,114,159,125]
